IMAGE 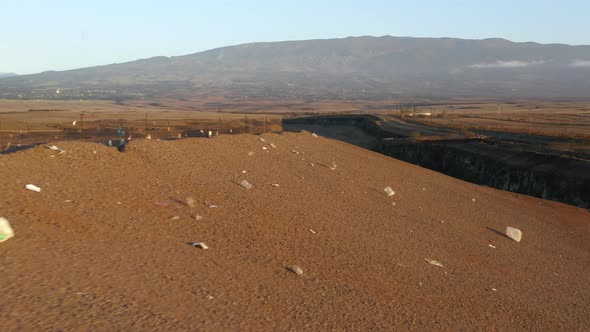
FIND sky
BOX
[2,0,589,74]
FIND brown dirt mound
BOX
[1,132,589,331]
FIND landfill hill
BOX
[1,131,589,331]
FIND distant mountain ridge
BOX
[1,36,590,100]
[0,72,17,78]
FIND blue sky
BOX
[2,0,589,74]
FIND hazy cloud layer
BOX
[468,60,548,69]
[569,59,590,67]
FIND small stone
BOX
[288,265,303,275]
[506,227,522,242]
[472,198,476,202]
[241,170,247,174]
[170,216,180,221]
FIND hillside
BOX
[1,36,590,100]
[1,132,589,330]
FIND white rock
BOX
[288,265,303,275]
[384,187,395,197]
[0,217,15,242]
[311,133,318,138]
[506,227,522,242]
[25,184,41,192]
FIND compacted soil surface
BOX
[1,132,589,331]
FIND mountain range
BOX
[1,36,590,100]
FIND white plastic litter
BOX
[271,183,280,187]
[25,184,41,192]
[488,244,497,249]
[288,265,303,275]
[262,147,267,150]
[258,137,266,142]
[270,143,277,149]
[0,217,15,242]
[425,258,444,267]
[506,227,522,242]
[72,120,77,126]
[191,242,209,249]
[240,180,253,189]
[384,187,395,197]
[308,229,317,234]
[46,145,65,153]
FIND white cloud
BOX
[569,59,590,67]
[468,60,548,69]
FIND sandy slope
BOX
[1,132,589,331]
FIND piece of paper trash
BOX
[190,242,209,249]
[46,145,65,153]
[424,258,444,267]
[240,180,253,189]
[506,227,522,242]
[25,184,41,192]
[384,187,395,197]
[0,217,15,243]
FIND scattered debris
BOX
[472,198,476,202]
[424,258,444,268]
[0,217,15,242]
[240,180,253,189]
[146,134,152,140]
[291,149,300,155]
[309,163,315,167]
[308,229,317,234]
[384,187,395,197]
[311,133,318,138]
[154,200,172,207]
[258,137,266,143]
[488,244,496,249]
[288,265,303,276]
[205,201,218,208]
[247,151,255,156]
[270,143,277,149]
[193,214,203,221]
[46,145,65,153]
[492,288,497,292]
[190,242,209,249]
[271,183,280,187]
[25,184,41,192]
[506,227,523,242]
[185,197,196,208]
[242,170,247,174]
[170,216,180,221]
[262,147,267,150]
